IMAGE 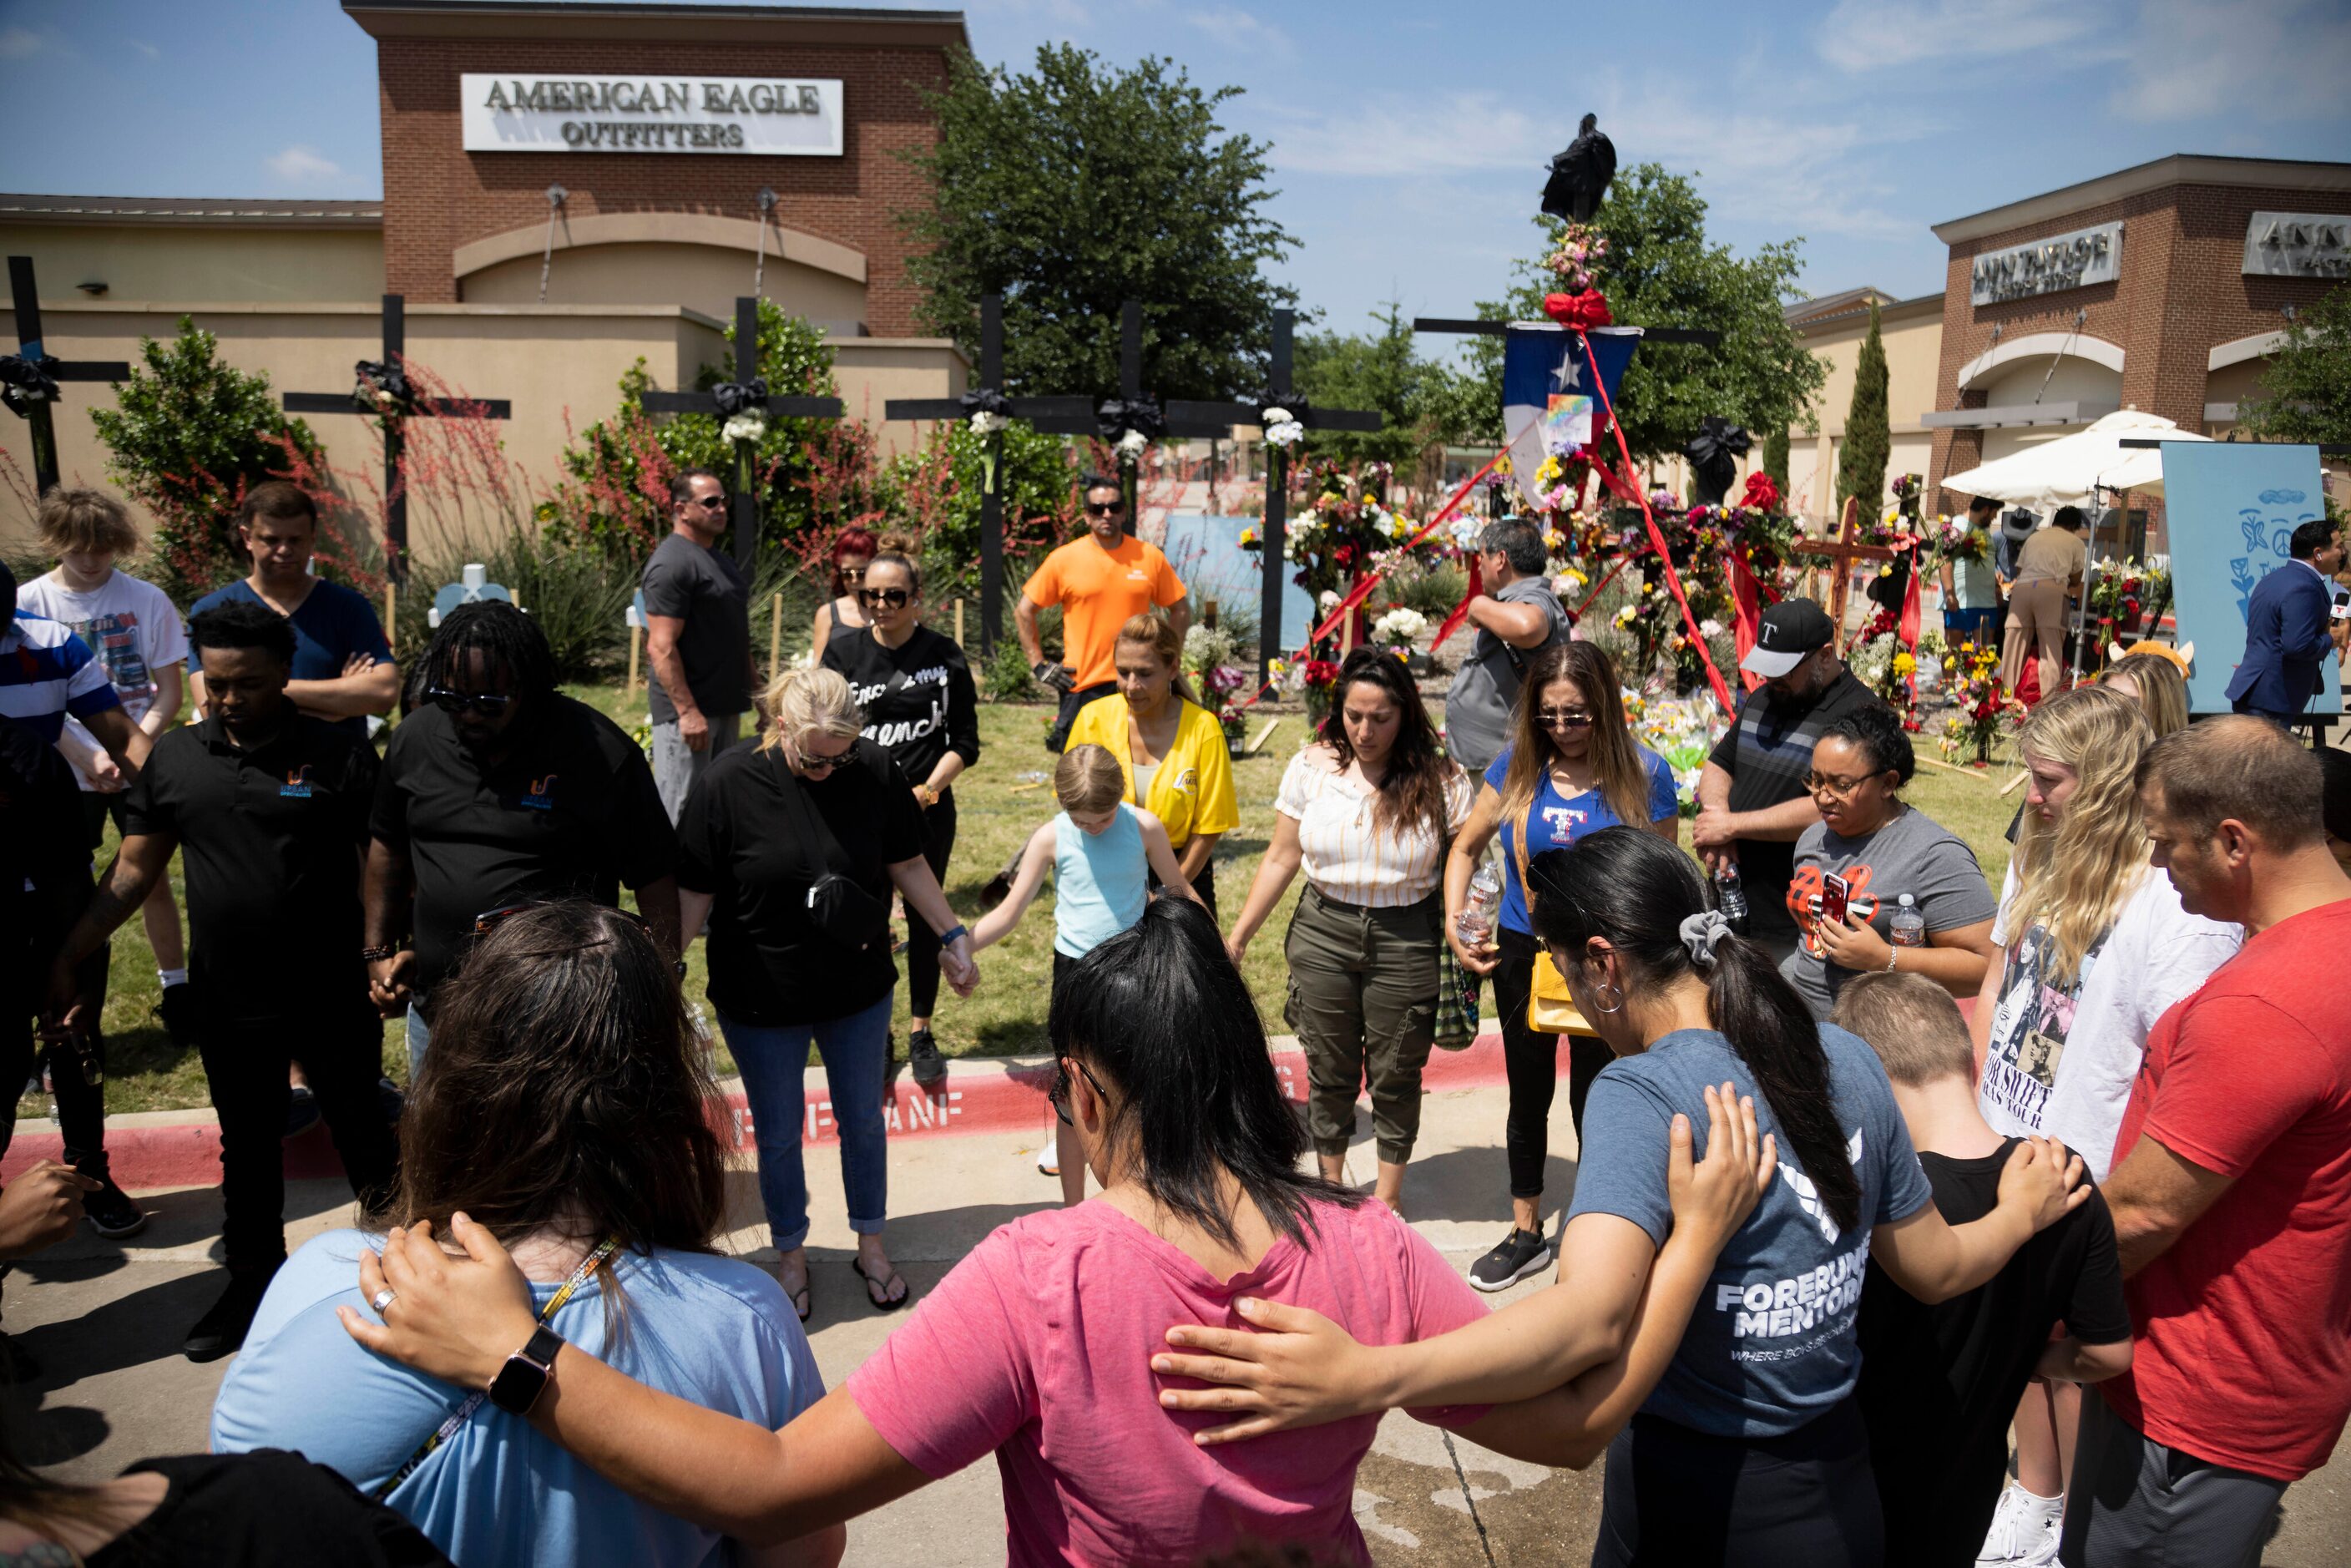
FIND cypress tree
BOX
[1762,423,1790,491]
[1838,298,1891,517]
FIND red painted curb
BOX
[4,1029,1524,1195]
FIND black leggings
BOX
[1495,927,1614,1201]
[1594,1400,1883,1567]
[903,792,958,1019]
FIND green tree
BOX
[1762,423,1790,490]
[1460,164,1826,469]
[899,45,1297,401]
[86,316,322,600]
[1293,302,1484,471]
[1838,298,1890,517]
[2242,284,2351,446]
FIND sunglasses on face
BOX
[1537,708,1595,730]
[794,745,852,776]
[427,686,514,716]
[838,566,866,584]
[685,495,727,511]
[1084,502,1123,518]
[1049,1055,1110,1127]
[856,587,912,609]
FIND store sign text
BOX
[2242,212,2351,280]
[1970,221,2124,306]
[460,73,844,157]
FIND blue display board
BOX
[1160,514,1312,652]
[2162,441,2336,716]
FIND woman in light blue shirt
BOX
[210,902,839,1568]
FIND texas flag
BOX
[1500,324,1641,504]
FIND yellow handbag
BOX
[1512,807,1592,1036]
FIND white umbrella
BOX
[1939,409,2211,514]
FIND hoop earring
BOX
[1591,982,1625,1015]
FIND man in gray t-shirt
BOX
[642,468,755,821]
[1443,517,1569,774]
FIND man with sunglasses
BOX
[1017,474,1190,752]
[642,469,755,821]
[46,599,399,1362]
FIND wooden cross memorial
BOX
[1167,308,1386,683]
[1786,497,1898,650]
[640,295,845,572]
[281,294,513,583]
[3,257,129,498]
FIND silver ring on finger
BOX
[371,1287,397,1315]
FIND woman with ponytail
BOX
[1152,827,2091,1568]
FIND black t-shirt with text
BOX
[371,695,675,996]
[676,737,924,1024]
[1706,667,1882,940]
[1855,1139,2131,1568]
[640,530,752,726]
[821,625,981,797]
[124,715,377,1014]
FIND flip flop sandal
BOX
[789,1283,811,1323]
[852,1258,911,1313]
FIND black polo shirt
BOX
[121,712,377,1014]
[372,693,675,995]
[1,712,92,947]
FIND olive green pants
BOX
[1285,886,1441,1165]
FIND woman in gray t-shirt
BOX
[1782,706,1998,1020]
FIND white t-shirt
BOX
[1979,861,2241,1177]
[1273,746,1474,908]
[15,570,187,791]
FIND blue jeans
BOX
[717,992,892,1252]
[404,994,431,1076]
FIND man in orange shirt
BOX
[1018,474,1191,751]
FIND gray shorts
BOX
[2060,1387,2286,1568]
[651,712,742,823]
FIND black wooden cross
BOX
[3,257,129,499]
[640,294,845,572]
[1021,301,1236,533]
[283,294,513,582]
[1169,309,1385,682]
[884,292,1090,654]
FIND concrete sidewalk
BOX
[4,1070,2346,1565]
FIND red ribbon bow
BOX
[1542,290,1615,330]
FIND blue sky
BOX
[2,0,2346,342]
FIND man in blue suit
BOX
[2227,518,2348,725]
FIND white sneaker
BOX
[1977,1484,2062,1565]
[1036,1147,1059,1176]
[2019,1515,2061,1568]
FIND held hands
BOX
[1150,1297,1379,1446]
[1224,933,1251,969]
[0,1160,102,1261]
[84,753,125,793]
[1814,910,1890,973]
[40,959,95,1042]
[339,1215,538,1393]
[368,950,416,1017]
[1668,1083,1777,1257]
[939,937,981,999]
[1996,1136,2091,1233]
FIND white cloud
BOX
[1181,7,1292,57]
[1815,0,2106,70]
[0,27,40,58]
[2111,0,2351,121]
[265,145,345,185]
[1267,94,1551,178]
[129,38,160,60]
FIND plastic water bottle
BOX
[1458,863,1503,947]
[1713,863,1750,935]
[1890,893,1926,948]
[687,1001,719,1075]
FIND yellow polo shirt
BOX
[1063,695,1239,850]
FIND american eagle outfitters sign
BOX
[1969,221,2124,306]
[460,74,845,156]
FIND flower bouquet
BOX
[1373,606,1428,652]
[1939,640,2019,765]
[2087,556,2169,648]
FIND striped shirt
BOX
[1,613,122,744]
[1275,746,1474,908]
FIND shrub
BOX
[399,531,635,684]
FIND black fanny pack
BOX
[778,751,891,950]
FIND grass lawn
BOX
[25,682,2025,1118]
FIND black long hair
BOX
[408,599,554,715]
[1049,898,1358,1247]
[1528,829,1860,1234]
[1317,646,1455,846]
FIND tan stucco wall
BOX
[1778,304,1944,524]
[0,225,385,305]
[460,243,868,330]
[0,300,965,554]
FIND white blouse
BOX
[1275,746,1474,908]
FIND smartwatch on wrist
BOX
[940,923,969,948]
[488,1324,564,1415]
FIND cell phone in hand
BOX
[1820,873,1852,929]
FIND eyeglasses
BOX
[1803,770,1875,798]
[1084,502,1123,518]
[856,587,912,609]
[1049,1055,1110,1127]
[427,686,514,716]
[472,902,652,938]
[1537,708,1595,730]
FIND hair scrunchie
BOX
[1679,909,1732,969]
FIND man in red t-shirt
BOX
[2062,717,2351,1567]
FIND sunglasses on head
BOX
[472,902,653,938]
[427,686,515,716]
[856,587,912,609]
[1048,1055,1109,1127]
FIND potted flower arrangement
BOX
[1939,640,2019,766]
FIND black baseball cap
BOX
[1741,598,1834,678]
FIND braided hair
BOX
[409,600,554,714]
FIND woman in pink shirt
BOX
[336,901,1774,1565]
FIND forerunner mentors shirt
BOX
[370,695,675,997]
[124,713,377,1016]
[821,624,980,798]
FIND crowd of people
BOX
[1,471,2348,1568]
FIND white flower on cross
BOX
[721,412,768,445]
[969,411,1009,436]
[1263,411,1304,448]
[1115,428,1150,458]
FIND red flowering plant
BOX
[1938,640,2020,766]
[1846,603,1924,731]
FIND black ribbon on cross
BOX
[712,379,771,418]
[1095,396,1165,446]
[1245,388,1312,428]
[352,360,414,417]
[960,387,1014,419]
[1685,417,1752,508]
[0,352,61,417]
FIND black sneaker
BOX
[82,1173,147,1241]
[155,984,200,1051]
[1468,1227,1552,1292]
[376,1075,406,1124]
[282,1084,322,1141]
[908,1028,946,1090]
[184,1269,276,1363]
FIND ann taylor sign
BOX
[1969,221,2124,306]
[460,73,844,156]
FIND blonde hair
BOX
[1055,743,1127,815]
[2010,685,2154,986]
[1497,644,1651,893]
[2101,653,2188,739]
[1115,611,1199,706]
[1832,972,1975,1087]
[755,666,864,759]
[37,487,139,557]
